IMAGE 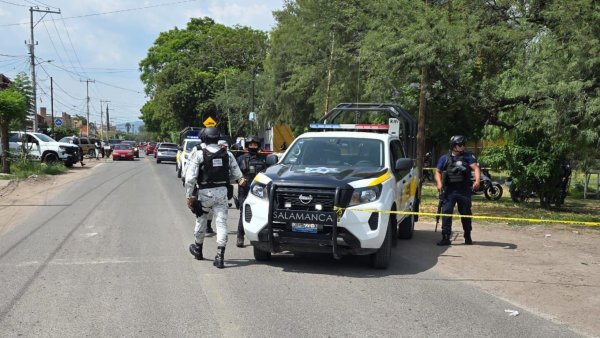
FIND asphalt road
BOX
[0,155,583,337]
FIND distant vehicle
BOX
[156,142,177,164]
[176,138,202,178]
[58,136,96,157]
[112,144,134,161]
[145,142,157,155]
[121,141,139,158]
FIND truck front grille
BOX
[274,187,336,212]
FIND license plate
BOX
[291,223,319,233]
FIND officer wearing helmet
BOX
[235,135,267,247]
[185,127,245,268]
[434,135,480,246]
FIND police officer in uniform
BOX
[185,127,245,268]
[235,136,267,247]
[434,135,480,246]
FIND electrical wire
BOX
[0,0,28,7]
[1,0,198,27]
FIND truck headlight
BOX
[250,181,268,199]
[349,185,381,206]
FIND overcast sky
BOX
[0,0,284,128]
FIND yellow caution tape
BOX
[333,207,600,227]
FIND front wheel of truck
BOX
[370,222,392,269]
[253,246,271,261]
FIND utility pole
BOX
[80,79,95,137]
[50,76,54,136]
[100,100,110,141]
[29,6,61,132]
[106,104,110,139]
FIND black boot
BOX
[236,235,244,248]
[189,242,203,260]
[464,232,473,245]
[213,246,225,269]
[437,234,451,246]
[206,220,214,234]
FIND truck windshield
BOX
[34,133,57,142]
[282,138,384,167]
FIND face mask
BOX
[248,147,258,154]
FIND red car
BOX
[145,142,157,155]
[112,143,135,161]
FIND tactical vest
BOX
[443,153,470,184]
[242,154,267,180]
[200,148,229,187]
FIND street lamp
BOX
[208,67,231,136]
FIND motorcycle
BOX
[505,163,571,207]
[472,169,503,200]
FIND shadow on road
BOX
[227,228,517,277]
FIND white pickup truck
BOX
[243,103,420,269]
[3,131,81,167]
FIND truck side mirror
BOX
[266,154,279,166]
[395,158,413,171]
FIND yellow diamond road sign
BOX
[203,116,217,127]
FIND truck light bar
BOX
[309,123,389,130]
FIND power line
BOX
[0,0,198,27]
[0,0,28,7]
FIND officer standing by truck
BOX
[435,135,480,246]
[185,127,245,268]
[235,136,267,247]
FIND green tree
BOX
[0,87,28,174]
[139,17,267,138]
[11,72,33,129]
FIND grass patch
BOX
[3,158,68,179]
[419,181,600,229]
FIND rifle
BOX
[435,188,445,232]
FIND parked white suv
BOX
[5,131,80,167]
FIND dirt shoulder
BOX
[1,164,599,336]
[415,221,600,337]
[0,159,104,235]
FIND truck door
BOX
[26,134,42,160]
[390,140,412,212]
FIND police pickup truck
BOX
[243,103,420,269]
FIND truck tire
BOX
[389,211,398,248]
[42,152,59,164]
[370,221,392,269]
[253,246,271,261]
[88,149,95,157]
[398,214,414,239]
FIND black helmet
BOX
[201,127,221,144]
[245,135,261,146]
[449,135,466,148]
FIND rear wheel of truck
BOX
[253,246,271,261]
[370,222,392,269]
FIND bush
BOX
[10,158,68,179]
